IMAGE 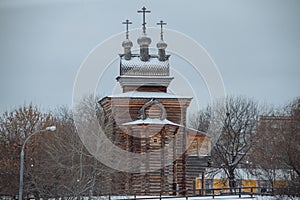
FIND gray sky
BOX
[0,0,300,114]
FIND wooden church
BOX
[98,7,211,195]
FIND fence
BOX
[116,186,275,200]
[1,186,293,200]
[197,186,272,199]
[115,187,286,200]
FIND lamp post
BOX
[18,126,56,200]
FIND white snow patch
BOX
[122,118,182,127]
[108,91,191,99]
[81,196,300,200]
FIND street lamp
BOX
[18,126,56,200]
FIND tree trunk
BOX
[228,169,236,192]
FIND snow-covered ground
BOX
[88,196,299,200]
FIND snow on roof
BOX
[205,168,292,180]
[122,118,208,137]
[122,118,182,127]
[186,128,209,137]
[118,75,171,79]
[108,91,192,99]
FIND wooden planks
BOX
[98,95,209,195]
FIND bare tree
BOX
[41,95,117,198]
[0,99,111,199]
[250,98,300,195]
[0,104,53,197]
[281,99,300,179]
[248,114,285,190]
[189,106,211,133]
[191,96,259,190]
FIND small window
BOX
[153,138,158,143]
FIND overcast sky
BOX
[0,0,299,114]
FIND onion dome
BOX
[156,20,167,61]
[122,19,133,60]
[157,39,167,50]
[138,34,151,61]
[122,39,133,49]
[137,34,151,47]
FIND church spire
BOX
[157,20,166,41]
[122,19,133,60]
[137,6,151,61]
[137,6,151,34]
[156,20,167,61]
[123,19,132,40]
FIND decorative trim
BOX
[139,99,166,120]
[117,76,174,87]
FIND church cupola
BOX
[137,34,151,61]
[122,19,133,60]
[137,7,151,61]
[117,6,173,93]
[156,20,168,61]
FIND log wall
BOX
[98,96,209,195]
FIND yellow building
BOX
[200,168,289,194]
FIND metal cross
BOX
[137,6,151,34]
[122,19,132,39]
[157,20,167,40]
